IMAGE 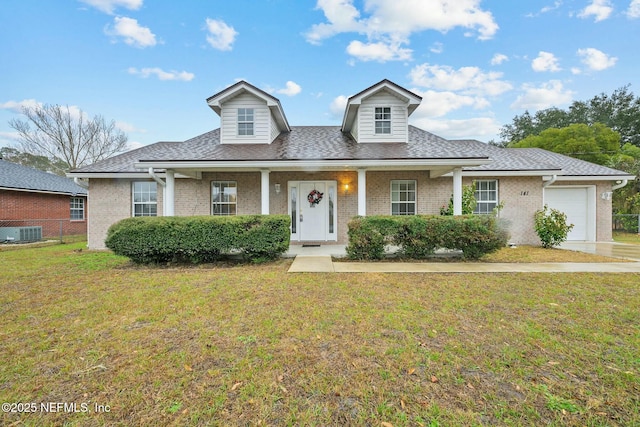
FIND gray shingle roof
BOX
[71,126,632,178]
[0,159,87,195]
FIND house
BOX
[68,79,634,249]
[0,158,88,239]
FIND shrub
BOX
[534,205,574,248]
[346,215,508,260]
[105,215,290,264]
[440,183,477,215]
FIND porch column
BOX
[452,168,462,215]
[261,169,270,215]
[165,169,175,216]
[357,168,367,216]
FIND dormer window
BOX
[238,108,254,136]
[375,107,391,134]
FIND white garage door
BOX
[544,187,594,241]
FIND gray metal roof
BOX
[0,159,87,195]
[70,126,632,178]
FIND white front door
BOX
[300,182,326,241]
[289,181,338,242]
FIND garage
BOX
[544,186,596,241]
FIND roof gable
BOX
[206,80,290,132]
[341,79,422,132]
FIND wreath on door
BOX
[307,189,323,206]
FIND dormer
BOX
[341,79,422,143]
[206,81,290,144]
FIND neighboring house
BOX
[0,158,88,239]
[68,80,635,249]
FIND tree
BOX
[508,123,621,165]
[0,146,68,176]
[9,104,128,172]
[497,85,640,148]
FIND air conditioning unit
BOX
[0,226,43,242]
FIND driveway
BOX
[560,241,640,261]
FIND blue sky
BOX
[1,0,639,151]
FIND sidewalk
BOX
[286,243,640,273]
[288,255,640,273]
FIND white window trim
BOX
[390,179,417,215]
[70,197,85,221]
[132,181,158,217]
[237,108,254,137]
[375,106,391,135]
[474,179,499,215]
[211,180,238,216]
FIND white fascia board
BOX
[548,174,636,182]
[441,170,561,178]
[134,158,491,171]
[66,172,154,179]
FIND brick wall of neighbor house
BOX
[0,189,87,237]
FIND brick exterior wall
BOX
[0,189,87,238]
[86,172,616,249]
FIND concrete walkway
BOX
[286,242,640,273]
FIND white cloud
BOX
[78,0,142,14]
[346,40,412,62]
[305,0,498,62]
[205,18,237,51]
[511,80,574,110]
[628,0,640,18]
[106,16,157,48]
[410,117,501,140]
[0,99,43,113]
[409,63,512,96]
[329,95,348,117]
[276,81,302,96]
[577,47,617,70]
[411,90,488,118]
[532,51,561,72]
[578,0,613,22]
[115,121,145,133]
[490,53,508,65]
[128,67,195,81]
[430,42,444,54]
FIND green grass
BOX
[614,231,640,244]
[1,242,639,426]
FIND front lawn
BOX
[1,243,639,426]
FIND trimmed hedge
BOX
[346,215,509,260]
[105,215,290,264]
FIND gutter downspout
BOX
[543,174,557,188]
[612,179,628,191]
[148,167,166,188]
[73,177,89,189]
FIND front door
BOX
[290,181,337,242]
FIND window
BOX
[375,107,391,134]
[391,180,416,215]
[212,181,237,215]
[133,182,157,217]
[70,197,84,220]
[238,108,254,136]
[474,180,498,214]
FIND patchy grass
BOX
[614,231,640,245]
[482,245,629,263]
[1,243,639,426]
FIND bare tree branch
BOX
[8,104,128,171]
